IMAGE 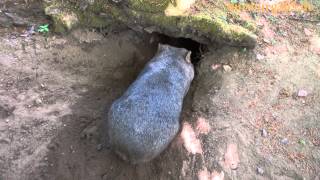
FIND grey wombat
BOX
[107,44,194,164]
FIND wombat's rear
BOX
[107,44,194,164]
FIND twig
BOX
[288,17,320,23]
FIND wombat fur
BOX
[107,44,194,164]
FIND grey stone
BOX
[257,167,264,175]
[261,128,268,137]
[281,138,289,145]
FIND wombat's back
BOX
[107,44,194,164]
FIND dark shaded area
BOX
[151,33,208,65]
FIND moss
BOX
[128,0,172,12]
[78,12,111,28]
[44,0,257,46]
[120,8,256,45]
[45,4,80,32]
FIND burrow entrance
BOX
[150,33,209,65]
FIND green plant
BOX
[298,139,306,146]
[37,24,50,44]
[38,24,49,34]
[267,15,278,24]
[230,0,238,4]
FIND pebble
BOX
[34,98,42,105]
[261,128,268,137]
[256,53,265,60]
[297,89,308,97]
[47,143,56,150]
[281,138,289,145]
[257,167,264,175]
[223,65,232,72]
[21,124,29,131]
[263,38,271,44]
[96,144,103,151]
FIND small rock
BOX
[263,38,271,44]
[256,53,264,60]
[21,124,29,131]
[297,89,308,97]
[47,143,56,150]
[261,128,268,137]
[257,167,264,175]
[223,65,232,72]
[34,98,42,105]
[96,144,103,151]
[281,138,289,145]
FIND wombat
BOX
[107,44,194,164]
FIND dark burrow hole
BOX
[151,33,208,65]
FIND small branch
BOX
[289,17,320,23]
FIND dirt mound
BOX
[0,0,320,179]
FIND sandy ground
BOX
[0,1,320,180]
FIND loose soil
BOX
[0,0,319,180]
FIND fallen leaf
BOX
[211,64,221,70]
[198,168,224,180]
[196,117,211,135]
[211,171,224,180]
[310,36,320,55]
[198,168,211,180]
[263,38,271,44]
[181,122,203,154]
[224,144,240,170]
[223,65,232,72]
[304,28,312,36]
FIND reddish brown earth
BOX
[0,0,319,180]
